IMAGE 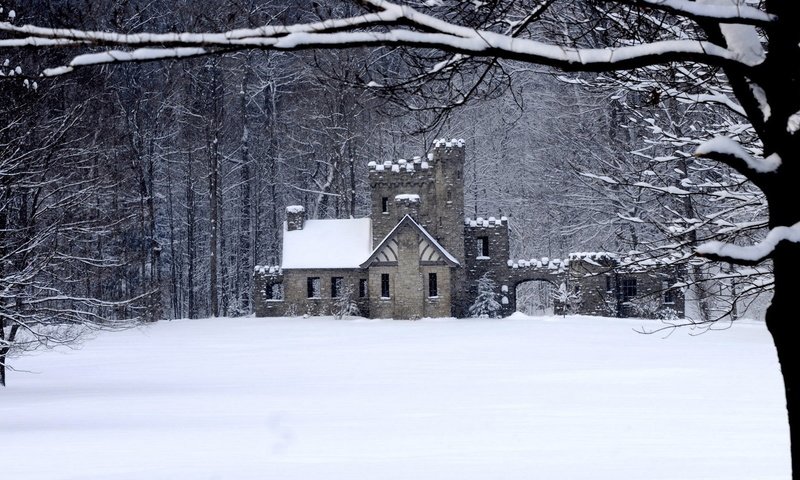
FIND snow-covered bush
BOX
[469,273,502,318]
[552,282,582,316]
[333,284,360,319]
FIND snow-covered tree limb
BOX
[697,221,800,265]
[694,136,779,186]
[0,0,765,76]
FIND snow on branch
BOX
[695,137,780,180]
[0,0,765,76]
[696,221,800,265]
[41,48,207,76]
[629,0,775,25]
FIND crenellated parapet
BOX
[368,156,435,187]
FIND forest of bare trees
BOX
[1,0,775,384]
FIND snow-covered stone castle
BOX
[254,139,684,319]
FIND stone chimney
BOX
[395,194,420,219]
[286,205,306,231]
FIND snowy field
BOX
[2,315,790,480]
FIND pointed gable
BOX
[360,215,459,268]
[373,238,399,263]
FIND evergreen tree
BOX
[469,273,502,318]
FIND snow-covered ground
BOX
[2,315,790,480]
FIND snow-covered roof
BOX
[282,218,372,269]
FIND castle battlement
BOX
[507,257,568,273]
[465,216,508,228]
[368,156,431,173]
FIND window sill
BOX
[476,256,490,260]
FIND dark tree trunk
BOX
[765,240,799,479]
[0,352,6,387]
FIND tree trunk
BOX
[0,352,6,387]
[766,240,799,479]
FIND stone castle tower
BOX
[368,139,466,316]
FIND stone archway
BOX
[495,271,564,317]
[514,279,559,316]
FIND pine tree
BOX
[469,273,502,318]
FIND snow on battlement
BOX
[568,252,618,267]
[286,205,305,214]
[395,194,420,202]
[465,216,507,228]
[433,138,465,148]
[507,257,568,273]
[368,155,430,173]
[254,265,282,275]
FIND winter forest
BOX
[2,1,799,478]
[0,0,771,324]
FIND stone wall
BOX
[254,268,369,317]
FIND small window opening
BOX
[359,279,368,298]
[307,277,321,298]
[381,197,389,213]
[663,281,676,305]
[381,273,390,298]
[428,273,438,297]
[621,278,637,300]
[477,236,489,257]
[268,283,284,300]
[331,277,344,298]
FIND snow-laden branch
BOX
[694,136,779,190]
[42,48,207,76]
[0,0,765,76]
[626,0,775,25]
[696,221,800,265]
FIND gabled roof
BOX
[360,215,460,268]
[282,218,372,269]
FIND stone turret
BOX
[430,138,466,265]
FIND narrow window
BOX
[307,277,321,298]
[621,278,637,300]
[428,273,438,297]
[456,170,462,180]
[359,279,368,298]
[381,273,390,298]
[605,275,612,293]
[331,277,343,298]
[663,281,675,305]
[446,190,452,202]
[269,283,284,300]
[381,197,389,213]
[477,236,489,257]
